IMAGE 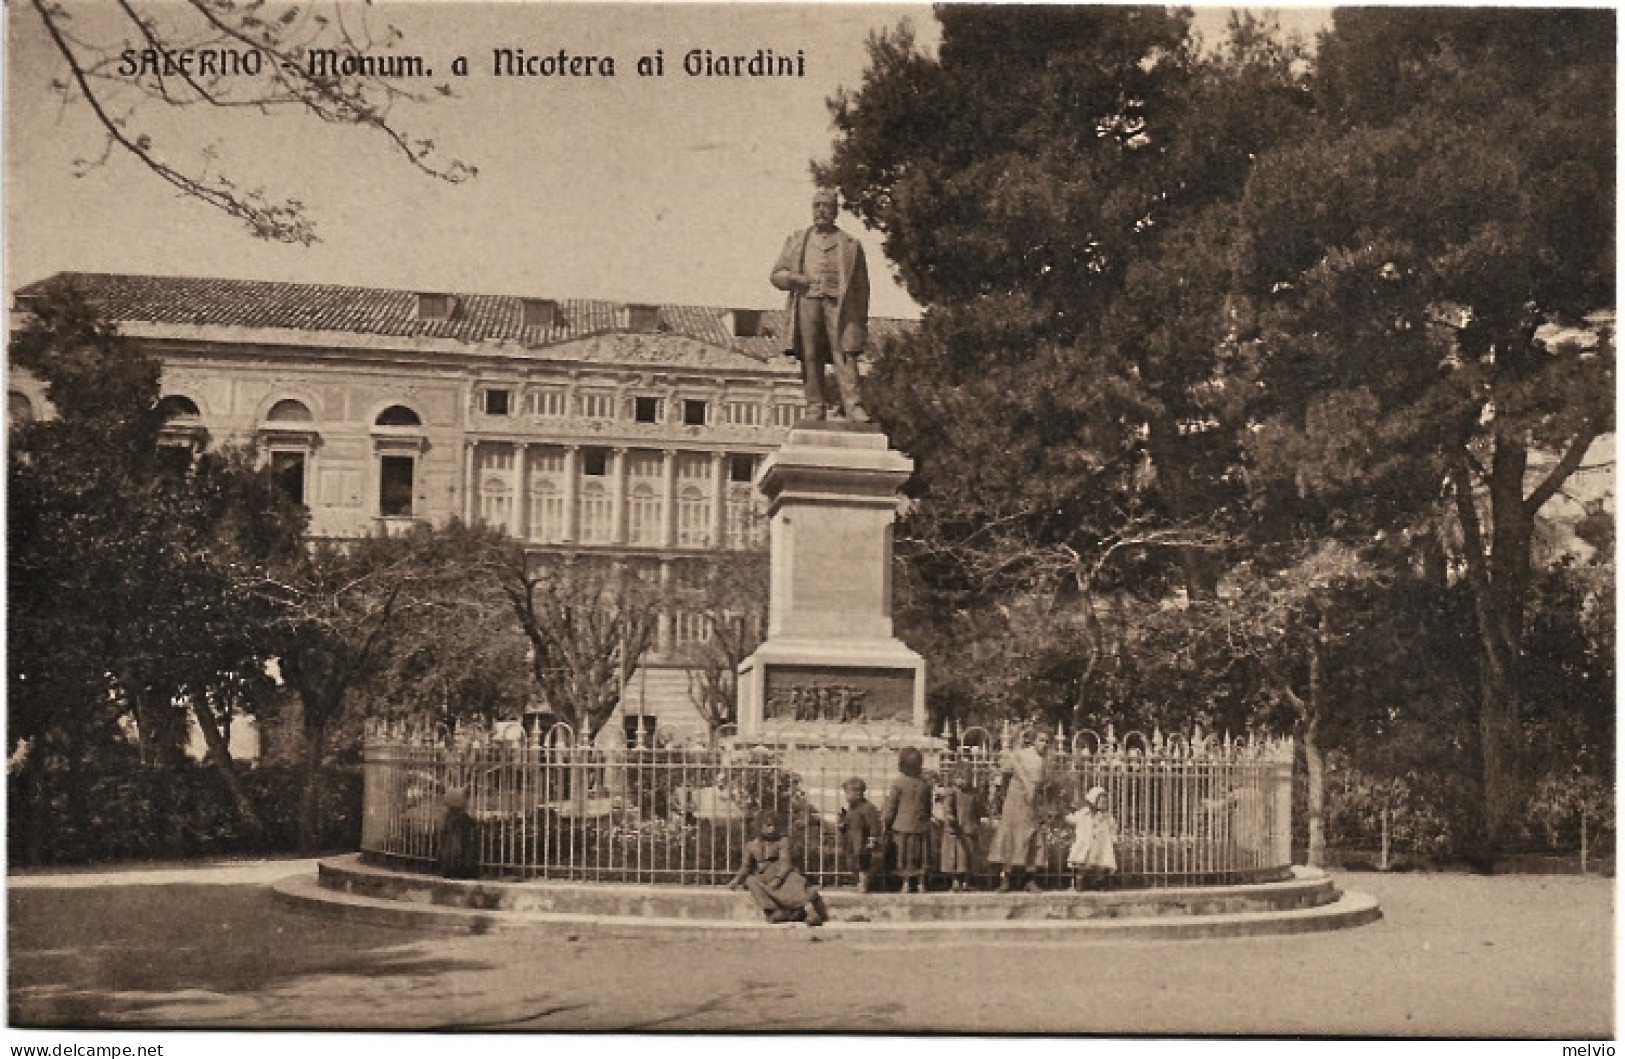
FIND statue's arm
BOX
[771,232,809,293]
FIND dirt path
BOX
[7,870,1611,1036]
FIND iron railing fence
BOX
[360,721,1293,888]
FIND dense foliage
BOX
[829,7,1614,860]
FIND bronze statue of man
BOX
[771,188,871,423]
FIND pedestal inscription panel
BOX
[763,665,916,725]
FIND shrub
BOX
[7,758,363,866]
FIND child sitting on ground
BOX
[838,777,884,892]
[1066,786,1118,890]
[728,815,829,925]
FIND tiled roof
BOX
[15,272,916,362]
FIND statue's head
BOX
[811,188,840,230]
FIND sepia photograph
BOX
[4,1,1614,1046]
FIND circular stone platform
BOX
[270,855,1380,940]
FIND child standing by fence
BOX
[884,747,934,894]
[937,764,980,891]
[1067,785,1118,890]
[838,777,884,892]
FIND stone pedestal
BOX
[737,425,929,743]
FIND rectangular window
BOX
[772,403,802,427]
[579,391,617,420]
[528,389,567,417]
[479,447,515,473]
[156,443,194,477]
[522,298,557,329]
[675,452,710,481]
[271,450,307,505]
[634,396,664,423]
[723,401,763,426]
[530,447,565,474]
[483,389,511,416]
[417,293,454,320]
[380,455,414,517]
[729,454,756,483]
[673,611,712,648]
[581,448,608,477]
[682,399,708,427]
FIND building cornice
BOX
[114,321,802,380]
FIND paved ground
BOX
[7,860,1613,1036]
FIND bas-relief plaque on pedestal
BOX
[762,665,917,725]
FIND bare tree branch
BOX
[1523,421,1599,518]
[30,0,475,243]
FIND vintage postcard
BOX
[5,2,1613,1050]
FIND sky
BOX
[5,4,1333,321]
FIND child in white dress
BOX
[1066,785,1117,890]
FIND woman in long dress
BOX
[987,731,1052,892]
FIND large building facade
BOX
[9,272,914,741]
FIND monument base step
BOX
[271,871,1379,941]
[268,855,1380,939]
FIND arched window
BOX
[157,394,201,419]
[266,399,313,422]
[579,481,612,544]
[155,394,206,472]
[530,479,565,543]
[626,451,664,546]
[375,404,421,427]
[627,482,661,546]
[8,391,34,429]
[527,448,566,543]
[477,446,516,529]
[480,475,513,529]
[676,484,711,548]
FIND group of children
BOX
[728,745,1122,925]
[832,747,1120,894]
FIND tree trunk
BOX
[1304,628,1326,869]
[298,708,329,854]
[1478,438,1535,859]
[1452,439,1538,862]
[1478,674,1524,864]
[189,696,265,837]
[1147,419,1220,600]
